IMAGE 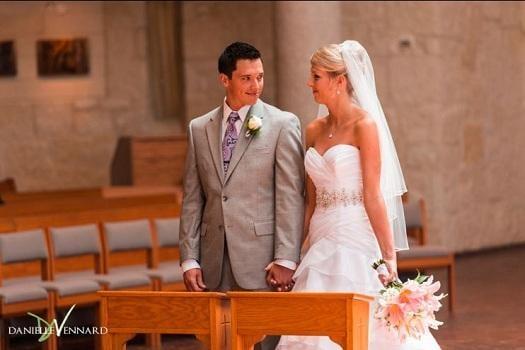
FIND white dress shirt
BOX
[182,98,297,274]
[222,100,250,141]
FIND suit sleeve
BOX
[274,114,305,262]
[179,121,205,262]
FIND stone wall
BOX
[0,1,181,191]
[0,1,277,190]
[341,2,525,251]
[181,1,277,123]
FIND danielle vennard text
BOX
[8,305,108,343]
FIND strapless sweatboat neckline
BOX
[308,144,359,158]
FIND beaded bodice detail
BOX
[305,144,363,211]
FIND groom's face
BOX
[221,58,264,109]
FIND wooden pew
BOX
[0,193,177,218]
[0,187,102,204]
[1,186,181,205]
[99,291,229,350]
[1,202,181,349]
[0,229,56,350]
[398,197,456,311]
[228,292,374,350]
[0,202,180,279]
[101,186,181,200]
[0,177,16,194]
[110,135,187,187]
[0,218,15,233]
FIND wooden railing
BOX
[100,291,229,350]
[99,291,374,350]
[228,292,373,350]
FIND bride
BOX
[276,41,441,349]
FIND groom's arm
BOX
[273,113,305,266]
[179,121,206,280]
[267,113,304,291]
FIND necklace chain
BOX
[328,117,335,138]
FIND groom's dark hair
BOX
[218,42,262,79]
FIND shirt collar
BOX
[223,98,252,123]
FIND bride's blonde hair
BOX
[310,44,353,96]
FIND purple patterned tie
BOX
[222,111,240,173]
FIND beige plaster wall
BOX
[0,1,181,191]
[181,1,277,123]
[341,1,525,252]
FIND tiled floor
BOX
[432,244,525,350]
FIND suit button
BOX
[222,196,228,201]
[218,225,223,230]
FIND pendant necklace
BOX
[328,117,335,138]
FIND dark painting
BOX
[37,38,89,76]
[0,41,17,77]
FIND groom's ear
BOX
[219,73,230,88]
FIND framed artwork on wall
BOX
[37,38,89,76]
[0,41,17,77]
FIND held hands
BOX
[266,264,295,292]
[183,268,207,292]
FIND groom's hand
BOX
[266,264,295,292]
[183,268,207,292]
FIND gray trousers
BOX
[216,244,280,350]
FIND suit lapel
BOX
[205,106,225,186]
[224,100,265,184]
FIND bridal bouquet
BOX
[372,259,447,341]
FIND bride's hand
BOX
[379,258,398,286]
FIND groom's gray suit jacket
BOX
[179,99,305,290]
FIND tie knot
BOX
[227,112,240,124]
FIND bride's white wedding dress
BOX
[276,144,440,350]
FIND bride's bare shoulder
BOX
[354,112,378,143]
[350,105,373,127]
[306,117,326,136]
[305,117,326,147]
[306,117,326,134]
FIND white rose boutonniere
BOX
[245,114,262,137]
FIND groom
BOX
[179,42,304,297]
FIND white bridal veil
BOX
[319,40,409,251]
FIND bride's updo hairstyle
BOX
[310,44,353,96]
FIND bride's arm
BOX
[303,122,318,245]
[356,117,397,283]
[303,175,316,242]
